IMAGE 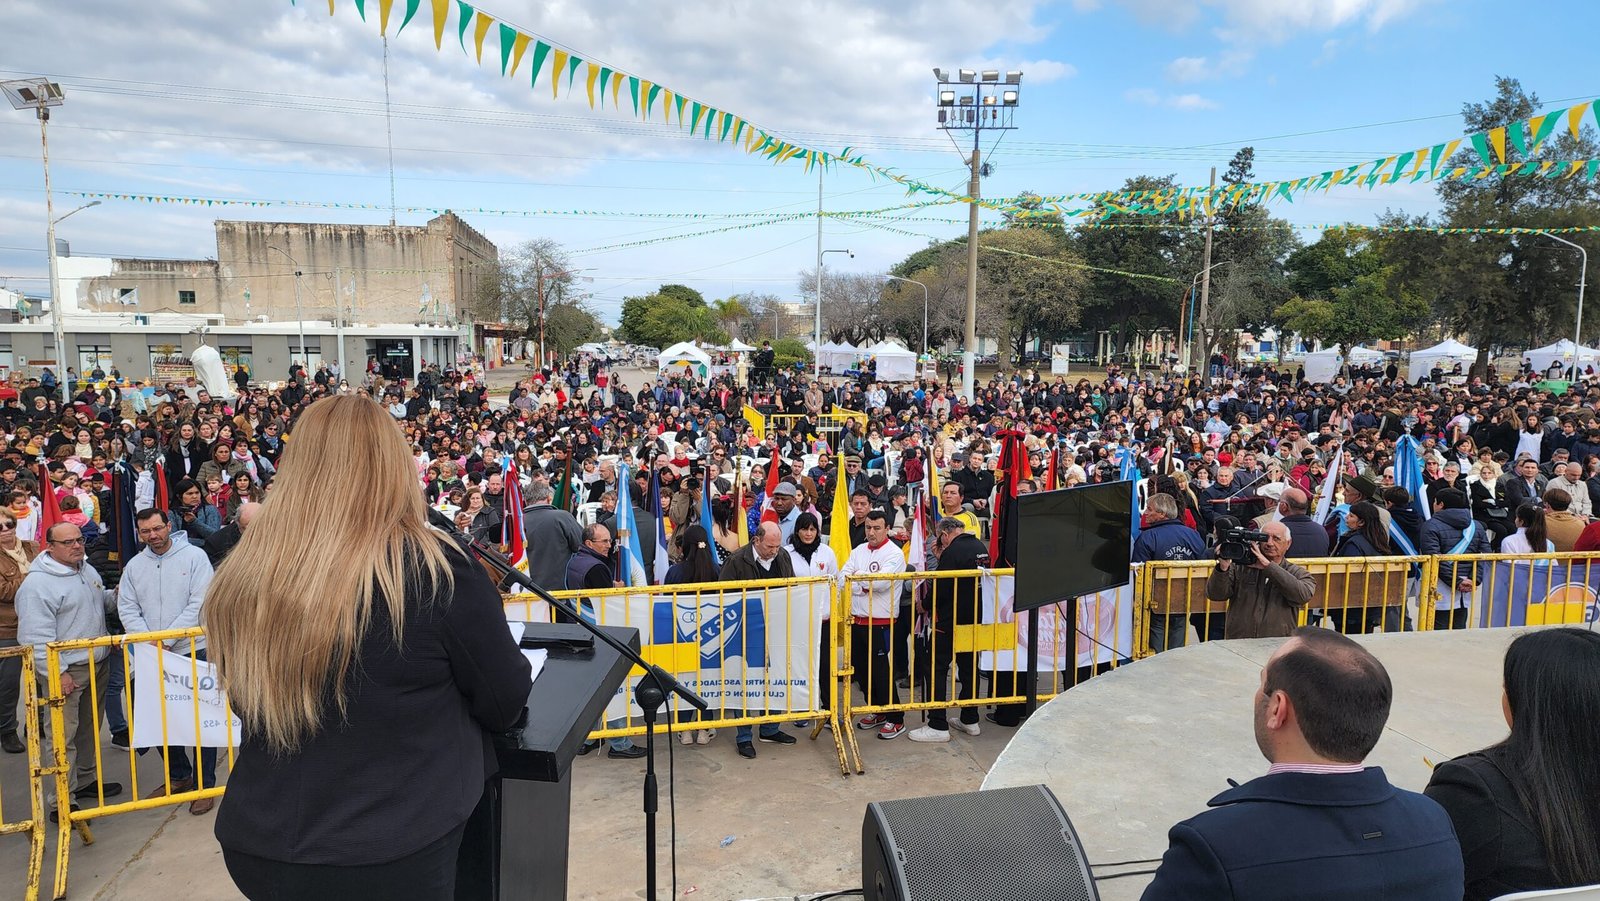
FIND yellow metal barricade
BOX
[41,628,233,900]
[504,577,854,775]
[1137,555,1428,656]
[2,643,46,901]
[836,568,1130,770]
[741,404,766,441]
[1423,551,1600,631]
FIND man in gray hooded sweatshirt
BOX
[16,522,122,813]
[118,508,216,814]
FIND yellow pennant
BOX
[584,62,599,108]
[639,79,653,116]
[1439,139,1461,164]
[1526,114,1547,152]
[611,72,625,108]
[551,49,569,97]
[507,32,531,76]
[431,0,449,48]
[660,89,673,123]
[472,13,493,63]
[1487,127,1507,163]
[1569,102,1593,138]
[378,0,394,33]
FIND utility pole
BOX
[962,137,981,403]
[814,167,823,380]
[1192,166,1217,378]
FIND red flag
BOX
[988,430,1027,566]
[37,463,62,535]
[154,463,170,514]
[760,450,782,525]
[1045,451,1058,492]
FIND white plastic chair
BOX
[575,502,604,528]
[1494,886,1600,900]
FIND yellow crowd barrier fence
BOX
[1,642,45,901]
[21,549,1599,897]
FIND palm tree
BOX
[712,296,752,341]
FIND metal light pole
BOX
[266,245,307,374]
[1180,260,1231,368]
[816,249,853,378]
[4,78,72,399]
[934,68,1020,401]
[883,275,929,356]
[1537,231,1588,377]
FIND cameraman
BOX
[1205,521,1316,639]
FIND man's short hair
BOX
[1544,487,1572,511]
[864,509,889,526]
[1146,493,1178,521]
[1279,488,1309,514]
[935,517,967,536]
[1434,487,1468,510]
[582,523,609,543]
[134,507,165,526]
[1381,485,1411,508]
[850,489,871,502]
[527,483,554,504]
[1264,627,1393,763]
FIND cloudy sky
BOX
[1,0,1594,322]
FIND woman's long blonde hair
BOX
[204,395,453,753]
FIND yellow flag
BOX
[378,0,394,33]
[830,452,852,567]
[431,0,448,48]
[507,33,532,75]
[472,13,493,63]
[1568,102,1592,139]
[736,473,750,548]
[585,63,599,108]
[551,50,569,97]
[1487,126,1507,163]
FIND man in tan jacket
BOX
[1541,488,1586,552]
[1206,522,1317,639]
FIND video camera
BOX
[1217,526,1270,564]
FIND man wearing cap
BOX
[1324,473,1390,547]
[767,482,802,543]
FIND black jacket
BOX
[214,545,532,865]
[1424,747,1562,901]
[931,533,986,626]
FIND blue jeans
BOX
[606,717,636,752]
[159,648,218,787]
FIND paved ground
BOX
[0,701,1010,901]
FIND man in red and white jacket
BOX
[838,510,908,739]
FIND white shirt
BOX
[838,539,907,621]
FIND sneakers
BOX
[679,731,694,746]
[948,719,982,736]
[907,725,951,743]
[695,729,716,745]
[1,731,22,754]
[737,742,757,759]
[74,782,123,801]
[109,729,129,751]
[757,730,796,745]
[607,745,648,760]
[876,722,906,740]
[856,714,889,730]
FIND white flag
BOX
[1312,446,1344,526]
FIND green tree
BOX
[1069,174,1196,352]
[1275,268,1428,370]
[467,238,585,355]
[543,301,603,356]
[712,296,754,340]
[621,294,727,348]
[657,284,706,307]
[1204,148,1300,356]
[977,229,1089,361]
[1285,228,1382,300]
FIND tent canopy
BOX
[1408,338,1477,383]
[728,339,756,352]
[1302,345,1384,383]
[1523,338,1600,375]
[657,341,713,381]
[864,340,917,382]
[820,341,859,372]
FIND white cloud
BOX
[1164,49,1252,82]
[1165,56,1210,82]
[1124,88,1218,110]
[1111,0,1433,41]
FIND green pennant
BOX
[1507,121,1530,158]
[497,23,516,74]
[565,54,581,87]
[597,67,612,106]
[645,83,662,115]
[527,40,551,89]
[703,107,717,139]
[689,101,704,133]
[1428,142,1450,177]
[455,1,473,52]
[1469,132,1492,165]
[354,0,366,19]
[731,118,746,144]
[719,113,734,141]
[628,76,640,114]
[1588,160,1600,182]
[1529,109,1561,153]
[396,0,421,34]
[1385,151,1415,184]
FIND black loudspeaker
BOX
[861,785,1100,901]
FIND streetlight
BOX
[935,66,1020,399]
[4,77,74,400]
[815,249,852,379]
[265,245,307,375]
[1180,260,1232,370]
[882,275,930,357]
[1536,231,1588,378]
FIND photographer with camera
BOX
[1205,521,1316,640]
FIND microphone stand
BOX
[428,508,706,901]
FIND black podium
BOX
[457,622,640,901]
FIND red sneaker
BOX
[877,722,906,740]
[857,714,888,730]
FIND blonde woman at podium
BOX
[205,395,532,901]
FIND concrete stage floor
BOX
[983,627,1539,900]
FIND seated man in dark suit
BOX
[1142,627,1463,900]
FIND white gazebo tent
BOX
[1408,338,1478,382]
[657,341,713,381]
[728,338,756,352]
[1302,345,1384,383]
[864,340,918,382]
[1522,338,1600,377]
[821,341,859,372]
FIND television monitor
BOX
[1014,482,1133,612]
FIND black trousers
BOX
[223,822,466,901]
[927,617,979,731]
[850,623,903,725]
[989,662,1114,727]
[816,619,832,710]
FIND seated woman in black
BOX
[1424,628,1600,901]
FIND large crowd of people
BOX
[2,347,1599,897]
